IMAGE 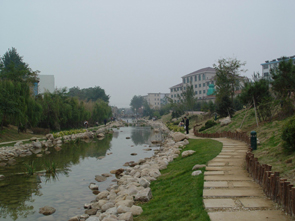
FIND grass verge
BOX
[134,139,222,221]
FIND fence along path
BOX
[187,130,291,221]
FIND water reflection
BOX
[0,127,160,221]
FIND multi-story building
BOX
[169,67,217,103]
[261,55,295,80]
[38,75,55,94]
[144,93,169,109]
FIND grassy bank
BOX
[196,108,295,185]
[0,125,44,144]
[134,139,222,221]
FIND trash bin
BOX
[250,131,257,150]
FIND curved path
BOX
[187,129,291,221]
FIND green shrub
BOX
[199,120,217,132]
[282,116,295,151]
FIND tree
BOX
[177,83,198,111]
[213,58,246,103]
[67,86,110,103]
[216,95,235,118]
[238,73,273,121]
[130,95,144,113]
[0,47,39,83]
[270,57,295,116]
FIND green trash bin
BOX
[250,131,257,150]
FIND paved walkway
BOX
[187,130,292,221]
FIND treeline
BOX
[130,57,295,121]
[0,47,112,132]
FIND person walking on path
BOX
[104,119,107,126]
[184,117,189,134]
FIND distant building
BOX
[169,67,217,103]
[38,75,55,94]
[261,55,295,80]
[144,93,170,109]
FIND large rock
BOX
[45,134,54,140]
[39,206,56,215]
[96,190,109,200]
[118,212,133,221]
[85,208,98,215]
[89,183,99,190]
[95,175,107,182]
[134,188,152,202]
[30,137,38,141]
[192,170,202,176]
[32,141,42,149]
[192,164,206,170]
[0,174,5,179]
[220,116,231,126]
[130,205,143,216]
[182,150,196,157]
[172,132,186,142]
[101,202,115,212]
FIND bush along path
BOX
[201,137,291,221]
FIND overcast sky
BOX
[1,1,295,107]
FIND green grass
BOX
[0,125,44,143]
[134,139,222,221]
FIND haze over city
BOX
[1,1,295,107]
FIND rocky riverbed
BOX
[67,120,190,221]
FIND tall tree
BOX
[67,86,110,103]
[213,58,246,103]
[0,47,39,83]
[177,83,198,111]
[130,95,144,113]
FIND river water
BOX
[0,125,163,221]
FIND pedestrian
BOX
[84,120,88,128]
[184,117,189,134]
[104,118,107,126]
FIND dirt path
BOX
[187,129,292,221]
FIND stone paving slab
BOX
[208,210,291,221]
[204,199,236,208]
[204,181,228,188]
[203,189,263,197]
[232,181,257,188]
[239,198,274,208]
[204,171,225,175]
[204,175,252,181]
[206,167,242,171]
[208,163,226,166]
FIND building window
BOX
[184,86,186,90]
[199,90,202,94]
[190,76,192,82]
[262,64,268,69]
[195,84,197,88]
[199,84,201,87]
[195,75,197,81]
[203,90,205,94]
[177,88,179,91]
[264,72,269,77]
[199,75,201,81]
[203,83,205,87]
[174,94,176,97]
[183,78,186,83]
[207,82,209,86]
[171,95,173,98]
[203,74,205,80]
[195,91,198,95]
[170,89,173,92]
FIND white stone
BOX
[182,150,196,157]
[130,205,143,216]
[192,170,202,176]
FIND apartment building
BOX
[261,55,295,80]
[169,67,216,103]
[144,93,169,109]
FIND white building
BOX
[261,55,295,80]
[38,75,55,94]
[144,93,169,109]
[169,67,216,103]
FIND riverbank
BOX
[66,120,221,221]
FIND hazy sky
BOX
[1,1,295,107]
